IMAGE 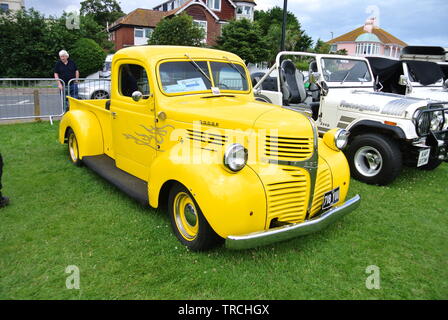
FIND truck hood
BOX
[407,87,448,102]
[336,90,435,119]
[163,95,312,133]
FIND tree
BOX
[215,19,270,64]
[255,7,313,53]
[148,14,204,46]
[0,8,112,77]
[80,0,125,27]
[313,38,331,54]
[69,38,106,76]
[0,9,54,77]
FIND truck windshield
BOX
[159,60,248,94]
[321,58,372,83]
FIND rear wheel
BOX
[168,183,222,251]
[347,134,402,185]
[67,128,82,166]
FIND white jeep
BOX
[366,46,448,102]
[252,51,448,185]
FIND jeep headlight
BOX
[430,111,444,131]
[224,143,248,172]
[323,128,349,151]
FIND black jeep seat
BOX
[280,59,307,105]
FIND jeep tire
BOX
[168,183,223,251]
[347,133,402,185]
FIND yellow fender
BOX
[59,109,104,159]
[148,151,267,238]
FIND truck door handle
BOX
[111,112,117,119]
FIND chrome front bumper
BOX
[225,195,361,250]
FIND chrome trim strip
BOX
[225,195,361,250]
[278,108,319,215]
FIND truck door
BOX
[110,61,156,181]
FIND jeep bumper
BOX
[225,194,361,250]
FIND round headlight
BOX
[430,111,443,131]
[335,129,349,150]
[224,143,248,172]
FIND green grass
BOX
[0,121,447,299]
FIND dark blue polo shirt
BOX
[54,59,78,85]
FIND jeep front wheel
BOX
[347,134,402,185]
[168,183,223,251]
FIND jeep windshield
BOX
[159,60,249,95]
[321,58,372,83]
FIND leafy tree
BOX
[148,14,204,46]
[215,18,270,64]
[313,38,331,54]
[69,38,107,76]
[255,7,313,53]
[0,8,112,77]
[80,0,125,27]
[0,9,53,77]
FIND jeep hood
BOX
[407,87,448,102]
[332,90,434,118]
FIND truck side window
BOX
[120,64,150,98]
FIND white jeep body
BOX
[252,51,448,185]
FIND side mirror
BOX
[320,81,329,96]
[399,75,409,86]
[443,79,448,90]
[309,72,321,84]
[132,91,143,102]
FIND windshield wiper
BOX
[223,56,246,80]
[184,54,212,85]
[341,70,351,84]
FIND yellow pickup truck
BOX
[59,46,360,250]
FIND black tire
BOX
[91,90,109,100]
[418,158,442,171]
[346,134,402,185]
[254,94,272,104]
[67,128,82,167]
[168,183,223,251]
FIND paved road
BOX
[0,93,64,119]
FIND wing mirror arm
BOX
[132,91,151,102]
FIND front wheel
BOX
[168,183,223,251]
[346,134,402,185]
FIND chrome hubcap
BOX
[354,146,383,177]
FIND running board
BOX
[82,155,149,206]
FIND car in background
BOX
[78,54,113,100]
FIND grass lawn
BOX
[0,121,447,299]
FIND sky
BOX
[24,0,448,47]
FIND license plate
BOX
[417,148,431,167]
[322,187,340,210]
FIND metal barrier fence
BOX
[68,78,111,101]
[0,78,66,122]
[0,78,112,123]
